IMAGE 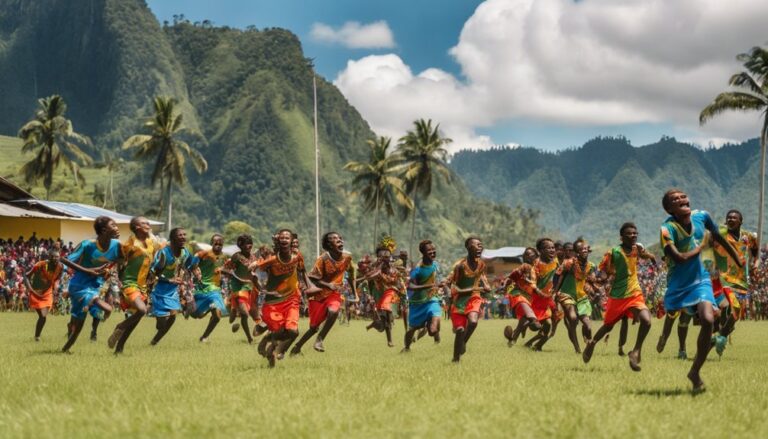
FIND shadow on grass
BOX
[628,388,700,398]
[27,348,65,356]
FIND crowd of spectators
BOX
[0,234,74,314]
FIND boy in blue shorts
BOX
[402,240,443,352]
[61,216,122,353]
[149,228,193,346]
[660,189,741,392]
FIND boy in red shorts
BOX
[447,236,490,362]
[290,232,355,355]
[583,223,655,371]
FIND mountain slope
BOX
[452,136,764,244]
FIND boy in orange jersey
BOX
[25,250,63,340]
[524,238,559,351]
[503,247,542,346]
[447,236,491,362]
[250,229,318,367]
[290,232,355,355]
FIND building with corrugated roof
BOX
[0,176,163,243]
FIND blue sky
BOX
[147,0,765,152]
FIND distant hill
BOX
[0,0,541,259]
[451,136,763,246]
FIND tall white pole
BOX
[313,74,321,257]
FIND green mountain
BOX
[451,136,763,247]
[0,0,541,259]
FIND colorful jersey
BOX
[254,251,305,304]
[535,259,559,295]
[120,235,161,291]
[368,268,403,301]
[450,258,487,313]
[308,251,355,300]
[599,246,646,299]
[193,250,228,293]
[67,239,122,290]
[151,246,193,283]
[713,226,757,291]
[226,252,256,293]
[660,210,716,298]
[28,261,62,293]
[408,261,441,305]
[558,258,595,300]
[506,263,537,300]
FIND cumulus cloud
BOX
[311,21,395,49]
[334,0,768,151]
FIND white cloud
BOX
[334,0,768,151]
[311,21,395,49]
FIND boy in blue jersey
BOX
[402,240,443,352]
[149,227,193,346]
[61,216,123,353]
[660,189,741,392]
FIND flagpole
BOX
[313,74,320,257]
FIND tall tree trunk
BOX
[757,118,767,250]
[373,191,380,252]
[166,179,173,234]
[410,191,419,261]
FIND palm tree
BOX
[17,95,94,200]
[344,136,413,250]
[700,46,768,246]
[122,96,207,233]
[398,119,453,257]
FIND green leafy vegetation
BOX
[452,136,765,248]
[0,0,543,260]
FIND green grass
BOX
[0,313,767,438]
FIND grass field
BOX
[1,313,767,438]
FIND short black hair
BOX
[662,188,684,213]
[236,234,253,247]
[169,227,185,241]
[210,233,224,244]
[418,240,433,255]
[726,209,743,222]
[464,236,481,249]
[93,216,114,235]
[321,231,340,252]
[620,222,637,236]
[535,237,553,251]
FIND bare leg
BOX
[111,297,148,353]
[315,309,339,351]
[34,308,48,340]
[200,309,221,341]
[628,309,651,372]
[384,311,394,347]
[291,325,318,355]
[403,327,418,351]
[579,315,593,342]
[677,312,691,358]
[62,318,85,352]
[688,302,714,392]
[428,316,441,343]
[150,314,177,346]
[452,328,465,362]
[239,303,252,343]
[657,314,676,353]
[563,305,581,353]
[617,316,628,356]
[582,322,616,363]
